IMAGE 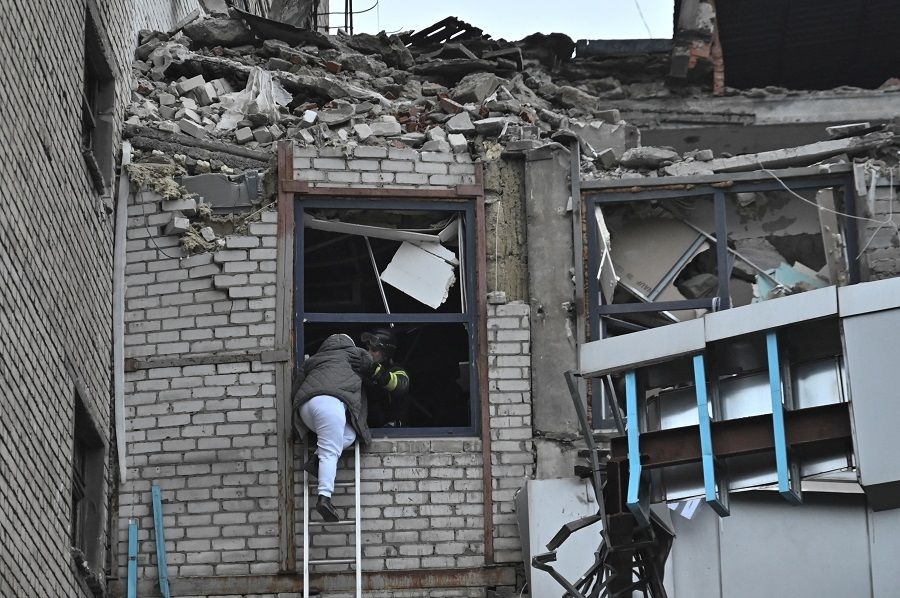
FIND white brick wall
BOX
[488,302,534,564]
[119,193,281,578]
[118,146,533,597]
[861,176,900,279]
[293,145,476,188]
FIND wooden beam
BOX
[275,140,297,572]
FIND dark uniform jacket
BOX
[365,362,411,427]
[292,333,373,446]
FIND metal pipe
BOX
[364,236,392,323]
[113,142,131,483]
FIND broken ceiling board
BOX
[594,207,618,303]
[380,241,457,309]
[415,241,459,266]
[611,218,708,300]
[609,217,708,320]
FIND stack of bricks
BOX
[292,145,476,188]
[119,188,283,578]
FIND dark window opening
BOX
[71,391,105,595]
[296,201,479,437]
[82,6,115,194]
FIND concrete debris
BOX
[124,11,900,191]
[446,112,475,135]
[451,72,503,103]
[182,15,254,47]
[619,146,680,169]
[826,122,872,138]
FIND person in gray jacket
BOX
[293,333,373,521]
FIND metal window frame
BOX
[584,173,858,428]
[295,197,481,437]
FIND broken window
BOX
[71,390,105,594]
[586,173,859,427]
[296,200,479,436]
[82,5,116,194]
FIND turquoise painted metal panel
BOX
[127,520,138,598]
[694,354,730,516]
[766,331,802,505]
[152,484,172,598]
[626,370,650,528]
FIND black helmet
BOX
[361,328,397,359]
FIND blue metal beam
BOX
[694,354,729,516]
[152,484,172,598]
[127,520,138,598]
[766,331,802,505]
[625,370,650,528]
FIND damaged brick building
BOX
[3,1,900,597]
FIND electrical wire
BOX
[143,205,182,260]
[633,0,654,38]
[857,167,897,257]
[756,161,900,259]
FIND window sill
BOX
[368,437,482,453]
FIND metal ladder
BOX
[302,441,362,598]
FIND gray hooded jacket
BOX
[292,333,373,446]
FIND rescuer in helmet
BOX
[360,328,411,428]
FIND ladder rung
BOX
[309,520,355,527]
[306,481,356,489]
[308,558,357,566]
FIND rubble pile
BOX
[124,11,651,175]
[125,11,900,182]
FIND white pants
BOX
[299,395,356,497]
